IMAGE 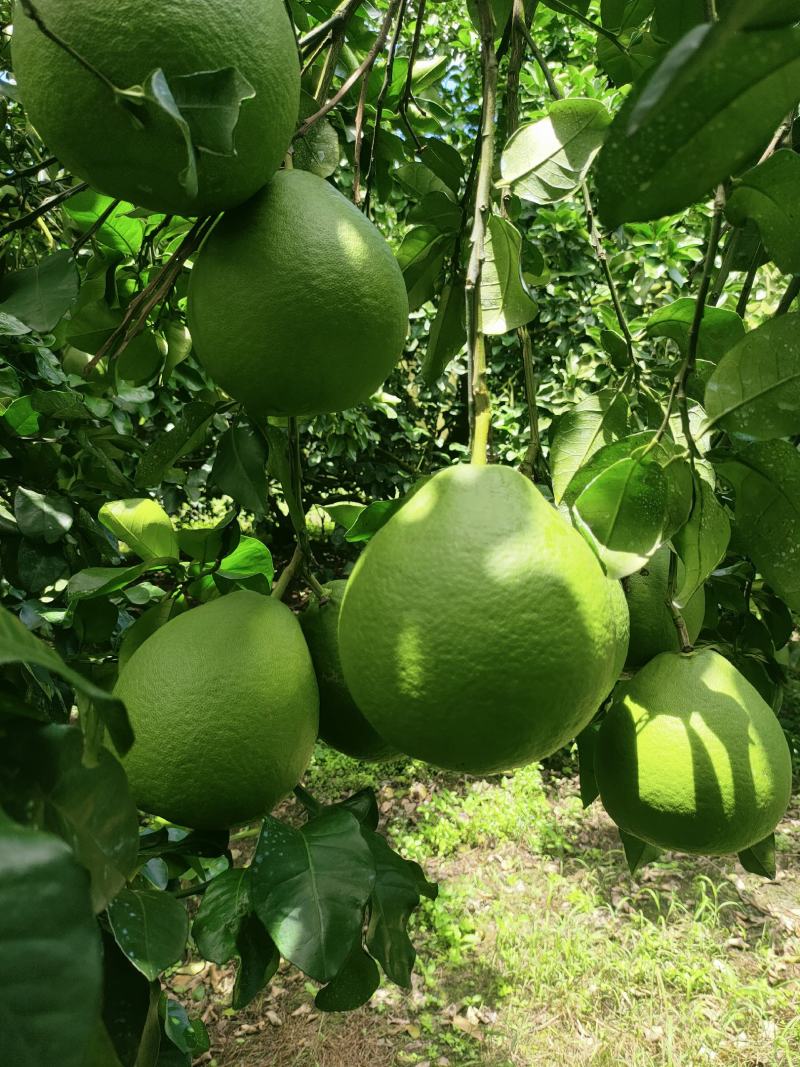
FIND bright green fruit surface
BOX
[113,591,319,829]
[596,649,792,855]
[187,169,409,416]
[607,577,631,685]
[338,464,625,774]
[623,546,705,669]
[301,581,398,762]
[12,0,299,215]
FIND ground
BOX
[168,745,800,1067]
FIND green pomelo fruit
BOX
[113,590,319,829]
[623,546,705,669]
[607,577,631,686]
[187,169,409,416]
[300,581,398,762]
[12,0,299,215]
[338,465,626,774]
[595,648,792,855]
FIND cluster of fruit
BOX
[114,462,792,865]
[12,0,409,416]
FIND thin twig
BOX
[775,275,800,316]
[465,0,498,466]
[397,0,427,151]
[295,0,402,141]
[549,0,629,56]
[362,0,409,213]
[0,181,89,240]
[666,550,692,652]
[299,0,366,52]
[11,154,58,179]
[71,198,120,253]
[83,215,215,374]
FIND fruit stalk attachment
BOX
[465,0,498,466]
[666,549,692,653]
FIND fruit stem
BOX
[465,0,498,466]
[666,549,693,653]
[271,545,304,601]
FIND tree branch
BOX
[0,181,89,240]
[361,0,409,213]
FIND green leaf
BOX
[264,422,304,530]
[573,454,669,579]
[99,499,180,563]
[365,831,436,988]
[645,299,745,364]
[33,725,139,912]
[421,278,466,383]
[407,191,461,232]
[0,250,79,333]
[192,868,250,965]
[500,98,611,204]
[116,331,166,386]
[726,150,800,274]
[720,439,800,610]
[596,26,800,225]
[2,395,41,436]
[211,424,269,518]
[65,190,145,256]
[162,999,209,1058]
[704,313,800,440]
[396,226,454,311]
[738,833,776,879]
[176,511,239,565]
[0,606,132,749]
[576,721,601,808]
[0,824,102,1067]
[720,0,800,31]
[108,889,189,982]
[118,598,177,673]
[419,138,465,195]
[250,809,376,983]
[480,214,538,336]
[232,913,280,1010]
[654,0,705,42]
[395,162,454,201]
[216,536,274,587]
[293,116,339,178]
[68,562,171,601]
[135,402,215,488]
[315,944,380,1012]
[14,486,74,543]
[673,475,730,608]
[167,67,257,157]
[550,391,630,504]
[99,928,162,1067]
[322,501,367,531]
[345,500,403,543]
[619,829,662,876]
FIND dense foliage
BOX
[2,0,800,1063]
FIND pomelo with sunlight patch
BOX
[113,591,319,829]
[187,169,409,416]
[338,464,625,774]
[12,0,299,215]
[595,648,792,855]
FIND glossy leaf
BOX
[500,98,611,204]
[345,499,403,543]
[421,278,466,383]
[619,829,662,876]
[216,536,274,588]
[645,299,744,364]
[192,868,250,965]
[396,226,454,311]
[14,486,74,543]
[720,439,800,610]
[596,26,800,225]
[365,831,437,988]
[481,214,538,336]
[233,914,280,1010]
[315,945,380,1012]
[0,824,102,1067]
[250,809,375,983]
[99,928,161,1067]
[573,454,669,579]
[108,889,189,981]
[68,562,171,601]
[99,499,179,562]
[211,423,269,517]
[135,402,215,488]
[577,722,601,808]
[738,833,776,879]
[395,162,454,201]
[0,250,80,333]
[726,150,800,274]
[673,475,730,608]
[550,391,630,503]
[704,314,800,440]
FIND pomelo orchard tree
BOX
[1,0,800,1062]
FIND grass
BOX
[189,740,800,1067]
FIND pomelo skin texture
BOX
[113,591,319,830]
[607,577,631,686]
[12,0,300,216]
[301,581,398,762]
[623,546,705,669]
[595,649,792,855]
[338,465,626,774]
[187,169,409,416]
